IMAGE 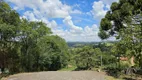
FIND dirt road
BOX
[2,71,106,80]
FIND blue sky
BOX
[6,0,118,42]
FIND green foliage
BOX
[100,18,112,31]
[111,2,119,12]
[75,46,97,70]
[105,11,112,20]
[0,1,69,74]
[58,66,77,71]
[120,2,133,16]
[37,35,69,71]
[0,2,20,26]
[99,0,142,37]
[98,0,142,69]
[98,30,109,40]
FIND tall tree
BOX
[37,35,69,71]
[0,1,21,73]
[98,0,142,68]
[0,1,70,73]
[75,46,97,70]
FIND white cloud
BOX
[8,0,83,18]
[7,0,117,42]
[8,0,91,41]
[48,20,58,29]
[106,4,110,10]
[71,10,82,14]
[63,16,83,33]
[23,11,38,21]
[52,24,101,42]
[8,0,71,18]
[91,0,119,21]
[83,24,99,37]
[22,10,58,29]
[101,0,119,5]
[72,4,80,8]
[91,1,107,21]
[86,12,92,16]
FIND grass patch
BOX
[105,76,124,80]
[58,66,77,71]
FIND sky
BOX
[6,0,118,42]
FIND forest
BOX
[0,0,142,79]
[0,1,69,73]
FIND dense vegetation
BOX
[68,0,142,78]
[98,0,142,78]
[0,1,69,74]
[70,42,117,70]
[99,0,142,68]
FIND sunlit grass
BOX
[58,66,77,71]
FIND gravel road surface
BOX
[2,71,106,80]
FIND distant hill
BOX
[67,42,99,47]
[67,41,116,47]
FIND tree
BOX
[0,1,21,73]
[0,1,20,26]
[75,46,97,70]
[0,1,70,73]
[37,35,69,71]
[19,19,52,72]
[98,0,142,68]
[0,23,20,73]
[98,0,142,38]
